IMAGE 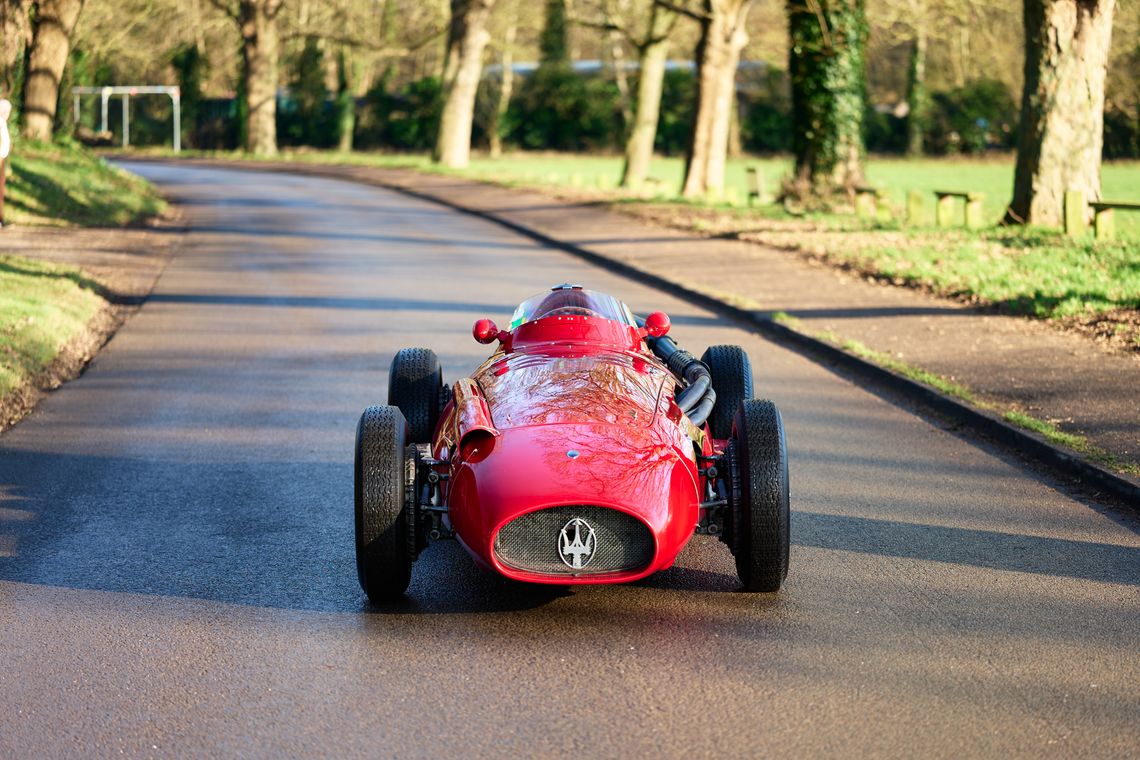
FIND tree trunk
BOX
[240,0,282,156]
[22,0,84,141]
[787,0,867,197]
[620,34,669,188]
[488,6,517,158]
[1,0,32,97]
[434,0,495,168]
[905,7,928,157]
[336,47,355,153]
[1006,0,1116,226]
[682,0,752,199]
[727,94,741,157]
[431,0,449,80]
[607,27,633,139]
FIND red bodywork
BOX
[431,312,717,585]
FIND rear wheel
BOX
[729,399,790,592]
[355,405,416,602]
[701,345,754,440]
[388,348,443,444]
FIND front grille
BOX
[494,505,654,575]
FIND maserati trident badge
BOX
[558,517,596,569]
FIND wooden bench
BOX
[935,190,986,228]
[854,185,890,221]
[1090,200,1140,241]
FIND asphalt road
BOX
[1,163,1137,758]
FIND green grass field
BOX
[5,140,166,226]
[160,147,1140,235]
[447,153,1140,235]
[0,255,105,399]
[133,146,1140,322]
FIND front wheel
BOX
[355,405,416,602]
[388,348,443,444]
[701,345,754,440]
[728,399,790,592]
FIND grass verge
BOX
[6,139,166,226]
[1,140,165,427]
[772,311,1140,477]
[0,254,106,401]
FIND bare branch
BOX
[282,24,448,56]
[204,0,239,22]
[654,0,709,22]
[570,15,628,36]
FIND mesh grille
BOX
[494,506,654,576]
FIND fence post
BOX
[907,190,924,225]
[936,194,954,227]
[965,192,986,229]
[746,166,766,205]
[876,190,892,223]
[121,93,130,148]
[1094,207,1115,241]
[1064,190,1086,236]
[171,87,181,153]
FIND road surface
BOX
[1,163,1137,758]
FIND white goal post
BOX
[71,86,181,152]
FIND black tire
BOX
[701,345,754,440]
[355,405,415,602]
[388,348,443,444]
[729,399,790,592]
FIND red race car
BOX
[355,285,789,602]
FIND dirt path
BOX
[0,224,181,429]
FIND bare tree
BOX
[1006,0,1116,226]
[22,0,85,140]
[488,0,518,158]
[623,2,676,187]
[209,0,283,155]
[667,0,753,199]
[433,0,495,168]
[582,0,678,189]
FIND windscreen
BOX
[509,289,637,329]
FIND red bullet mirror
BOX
[473,318,503,344]
[643,311,671,338]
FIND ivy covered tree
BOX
[170,43,205,149]
[904,0,928,156]
[335,48,355,153]
[539,0,569,64]
[287,37,329,146]
[786,0,868,199]
[1006,0,1117,226]
[1,0,32,102]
